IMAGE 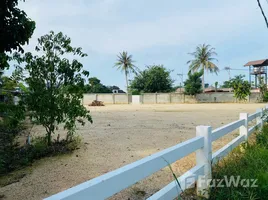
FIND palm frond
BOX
[187,43,218,75]
[114,51,139,75]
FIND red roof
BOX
[244,59,268,67]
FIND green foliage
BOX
[20,31,92,145]
[184,71,203,95]
[209,125,268,200]
[114,51,138,93]
[187,44,219,91]
[229,75,251,101]
[262,92,268,102]
[85,77,112,93]
[0,133,82,175]
[258,76,268,102]
[130,65,174,93]
[0,0,35,69]
[131,89,140,95]
[221,80,231,88]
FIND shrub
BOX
[0,133,82,175]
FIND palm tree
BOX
[187,44,219,92]
[114,51,138,93]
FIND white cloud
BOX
[19,0,264,56]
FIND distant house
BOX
[110,86,125,94]
[0,87,22,104]
[205,86,233,93]
[175,87,185,93]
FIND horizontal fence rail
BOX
[211,119,245,142]
[147,164,204,200]
[45,106,268,200]
[212,135,245,165]
[45,137,204,200]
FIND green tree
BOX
[222,80,231,88]
[258,76,268,102]
[85,77,112,93]
[187,44,219,92]
[114,51,138,93]
[21,31,92,146]
[0,0,35,69]
[130,65,174,93]
[184,71,203,95]
[229,75,251,101]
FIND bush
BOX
[262,92,268,102]
[0,132,82,175]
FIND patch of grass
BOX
[209,124,268,200]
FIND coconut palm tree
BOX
[187,44,219,92]
[114,51,138,93]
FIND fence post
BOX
[155,93,158,104]
[112,94,115,104]
[239,113,248,140]
[196,126,212,198]
[256,108,263,129]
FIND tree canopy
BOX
[85,77,112,93]
[187,44,219,92]
[0,0,35,69]
[130,65,173,93]
[229,75,251,101]
[21,31,92,145]
[184,71,203,95]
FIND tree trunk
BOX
[125,71,129,94]
[202,66,205,93]
[47,132,52,146]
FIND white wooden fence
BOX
[44,106,268,200]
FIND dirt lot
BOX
[0,103,266,200]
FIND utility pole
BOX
[224,66,231,92]
[177,73,184,93]
[224,66,231,80]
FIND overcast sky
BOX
[16,0,268,90]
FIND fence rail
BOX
[45,106,268,200]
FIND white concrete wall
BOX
[83,92,263,105]
[142,93,156,104]
[97,94,114,103]
[83,94,97,105]
[83,93,130,104]
[114,94,129,104]
[196,93,236,103]
[156,93,171,103]
[170,93,184,103]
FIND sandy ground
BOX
[0,103,266,200]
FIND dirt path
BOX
[0,104,266,200]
